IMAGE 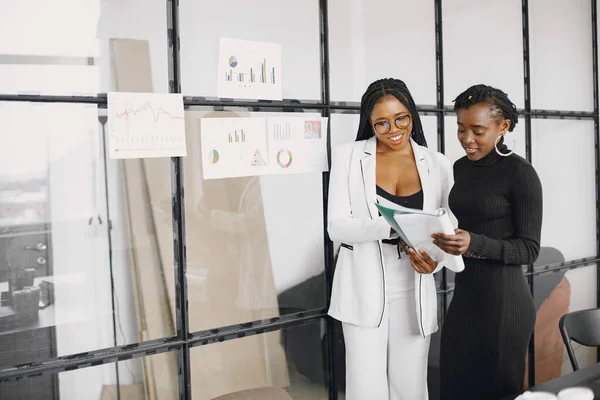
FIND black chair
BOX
[559,308,600,371]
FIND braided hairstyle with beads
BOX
[355,78,428,147]
[453,84,519,132]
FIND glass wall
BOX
[0,0,597,399]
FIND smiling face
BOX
[370,95,413,152]
[456,102,511,161]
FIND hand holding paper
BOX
[432,229,472,256]
[407,248,438,274]
[375,198,465,272]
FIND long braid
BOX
[453,84,519,132]
[355,78,428,147]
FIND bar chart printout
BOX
[228,129,247,143]
[200,117,269,179]
[107,92,187,159]
[273,121,291,140]
[217,37,282,100]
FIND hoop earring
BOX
[495,133,515,157]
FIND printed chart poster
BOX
[200,116,328,180]
[216,38,282,101]
[267,117,328,175]
[200,117,270,179]
[107,92,187,159]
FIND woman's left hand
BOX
[408,248,437,274]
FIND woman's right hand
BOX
[432,229,471,255]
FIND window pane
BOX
[530,265,598,387]
[0,352,178,399]
[529,0,593,111]
[0,0,100,57]
[331,113,359,148]
[183,109,326,332]
[423,116,440,153]
[328,0,437,105]
[179,1,321,100]
[0,103,175,373]
[532,119,596,260]
[0,0,169,94]
[529,120,597,383]
[191,320,330,399]
[443,0,525,109]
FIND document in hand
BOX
[375,197,465,270]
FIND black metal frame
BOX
[521,0,537,387]
[592,0,600,364]
[0,0,598,398]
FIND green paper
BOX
[375,202,414,249]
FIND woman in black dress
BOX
[434,84,543,399]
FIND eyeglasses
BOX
[372,115,412,134]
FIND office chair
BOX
[559,307,600,371]
[211,387,293,400]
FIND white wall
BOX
[530,0,594,111]
[529,0,598,369]
[179,0,322,100]
[328,0,437,105]
[443,0,525,108]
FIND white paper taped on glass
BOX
[199,116,328,180]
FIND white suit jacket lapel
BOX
[411,138,435,213]
[359,137,378,219]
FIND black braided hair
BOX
[355,78,428,147]
[453,84,519,132]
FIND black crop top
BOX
[376,185,424,210]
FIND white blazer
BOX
[327,136,464,337]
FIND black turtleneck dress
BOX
[440,147,543,400]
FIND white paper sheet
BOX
[200,117,270,180]
[394,210,455,262]
[217,38,282,100]
[107,92,186,159]
[267,117,328,175]
[376,197,465,270]
[200,117,328,179]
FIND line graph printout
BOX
[217,38,282,100]
[107,92,187,159]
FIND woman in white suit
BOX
[327,78,463,400]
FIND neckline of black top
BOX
[471,143,511,167]
[376,185,423,201]
[377,185,423,205]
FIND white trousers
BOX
[342,245,431,400]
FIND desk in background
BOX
[532,363,600,398]
[504,363,600,399]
